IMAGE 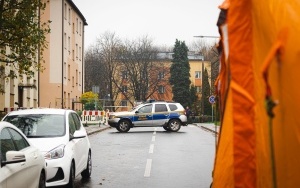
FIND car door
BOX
[134,104,153,126]
[152,103,169,126]
[69,112,88,176]
[1,127,40,188]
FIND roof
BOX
[68,0,88,25]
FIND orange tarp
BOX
[213,0,300,187]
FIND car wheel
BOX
[118,120,131,132]
[81,151,92,178]
[168,119,181,132]
[163,125,170,131]
[66,163,75,188]
[38,171,46,188]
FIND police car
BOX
[108,101,187,132]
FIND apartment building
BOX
[0,0,86,114]
[39,0,87,109]
[153,52,211,101]
[114,52,211,110]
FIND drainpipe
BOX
[61,0,64,108]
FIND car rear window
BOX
[168,104,178,111]
[155,104,168,112]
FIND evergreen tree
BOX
[202,68,212,115]
[169,39,191,108]
[190,85,199,115]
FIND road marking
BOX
[152,136,155,142]
[144,159,152,177]
[149,144,154,153]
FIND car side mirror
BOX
[1,151,26,167]
[70,130,86,141]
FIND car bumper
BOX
[180,115,188,125]
[45,157,71,187]
[108,118,120,127]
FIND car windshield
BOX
[4,114,65,138]
[130,104,144,112]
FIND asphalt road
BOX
[74,124,216,188]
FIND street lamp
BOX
[193,35,220,39]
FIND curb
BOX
[200,125,218,135]
[86,126,111,135]
[192,123,218,135]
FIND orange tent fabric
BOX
[213,0,300,187]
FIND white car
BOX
[3,108,92,187]
[0,121,46,188]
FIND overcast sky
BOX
[72,0,222,49]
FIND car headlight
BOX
[44,144,65,159]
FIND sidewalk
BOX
[84,124,111,135]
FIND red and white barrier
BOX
[4,107,27,113]
[4,107,17,113]
[81,110,108,126]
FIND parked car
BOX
[0,121,46,188]
[108,101,187,132]
[2,108,92,188]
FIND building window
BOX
[68,8,71,24]
[64,3,67,19]
[79,72,81,86]
[68,37,70,54]
[9,71,14,94]
[195,71,201,79]
[122,85,127,93]
[158,86,165,94]
[76,70,78,85]
[64,62,67,79]
[33,80,37,98]
[158,71,164,80]
[79,22,82,35]
[121,100,127,107]
[72,77,74,87]
[76,18,78,33]
[76,44,78,59]
[79,47,81,61]
[64,33,66,49]
[68,65,70,80]
[122,71,128,79]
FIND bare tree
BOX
[95,31,122,102]
[84,33,171,109]
[115,36,169,105]
[84,31,123,111]
[84,45,102,92]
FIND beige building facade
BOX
[39,0,86,110]
[0,0,86,114]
